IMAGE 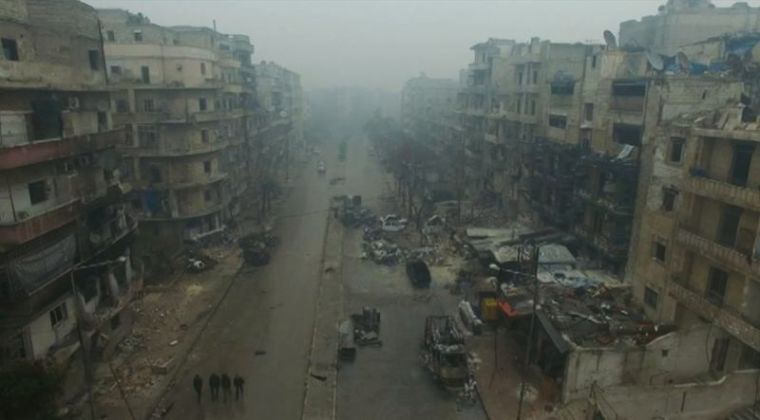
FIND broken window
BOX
[199,97,208,111]
[49,302,68,328]
[548,114,567,129]
[203,160,212,174]
[110,65,122,75]
[653,241,666,262]
[583,103,594,122]
[28,180,48,205]
[143,99,155,112]
[88,50,100,71]
[141,66,150,84]
[1,38,19,61]
[669,137,685,163]
[613,123,642,146]
[612,80,646,97]
[106,30,115,42]
[116,99,129,113]
[662,188,677,212]
[133,31,143,42]
[706,267,728,305]
[717,205,742,247]
[730,142,755,187]
[644,287,658,309]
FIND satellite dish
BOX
[603,30,617,49]
[677,52,690,73]
[646,51,665,71]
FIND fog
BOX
[86,0,760,92]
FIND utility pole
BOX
[516,242,539,420]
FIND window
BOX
[669,137,685,163]
[580,130,592,152]
[116,99,129,113]
[1,38,19,61]
[662,188,677,211]
[201,62,206,75]
[717,205,742,247]
[584,103,594,122]
[517,71,523,85]
[138,126,158,148]
[199,97,208,111]
[548,114,567,129]
[532,70,538,84]
[110,65,122,75]
[516,97,522,114]
[106,30,115,42]
[204,190,212,201]
[28,180,48,205]
[133,31,143,42]
[591,55,597,68]
[88,50,100,71]
[530,99,536,116]
[730,142,755,187]
[149,166,162,183]
[203,160,212,174]
[644,287,658,309]
[612,81,646,97]
[706,267,728,305]
[141,66,150,84]
[613,123,642,146]
[550,82,574,95]
[653,241,666,262]
[143,99,155,112]
[49,303,68,328]
[201,129,209,143]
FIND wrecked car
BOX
[380,214,407,232]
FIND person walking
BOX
[221,373,232,403]
[209,373,220,402]
[193,374,203,403]
[233,375,245,400]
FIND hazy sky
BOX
[85,0,760,91]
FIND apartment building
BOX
[98,10,301,261]
[0,0,139,367]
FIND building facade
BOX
[0,0,139,367]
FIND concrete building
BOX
[0,0,139,369]
[98,10,303,263]
[620,0,760,54]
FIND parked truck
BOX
[421,316,470,390]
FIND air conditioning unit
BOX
[68,97,80,110]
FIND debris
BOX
[168,340,178,347]
[380,214,408,232]
[150,358,173,375]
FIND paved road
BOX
[161,150,334,420]
[336,135,487,420]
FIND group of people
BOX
[192,373,245,403]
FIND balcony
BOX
[683,174,760,213]
[128,139,228,158]
[0,200,82,246]
[669,279,760,351]
[609,96,644,113]
[0,129,124,170]
[675,227,751,274]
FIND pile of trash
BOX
[239,227,278,267]
[361,240,403,265]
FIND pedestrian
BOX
[221,373,232,403]
[233,375,245,400]
[193,374,203,403]
[209,373,220,402]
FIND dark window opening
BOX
[199,97,208,111]
[1,38,19,61]
[730,142,755,187]
[204,190,212,201]
[138,126,158,148]
[116,99,129,113]
[706,267,728,306]
[532,71,538,84]
[584,103,594,122]
[644,287,658,309]
[88,50,100,71]
[201,129,209,143]
[591,55,597,68]
[30,99,64,140]
[49,303,68,328]
[149,166,162,183]
[717,205,742,247]
[580,130,591,152]
[550,82,574,95]
[97,111,107,132]
[517,72,523,85]
[612,81,646,97]
[110,65,122,75]
[613,123,642,146]
[653,241,666,262]
[143,99,154,112]
[106,30,115,42]
[133,31,143,42]
[662,188,677,212]
[141,66,150,84]
[203,160,212,174]
[201,62,206,75]
[548,114,567,129]
[710,338,730,372]
[669,137,685,163]
[28,180,48,205]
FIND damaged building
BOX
[97,10,303,264]
[0,0,139,377]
